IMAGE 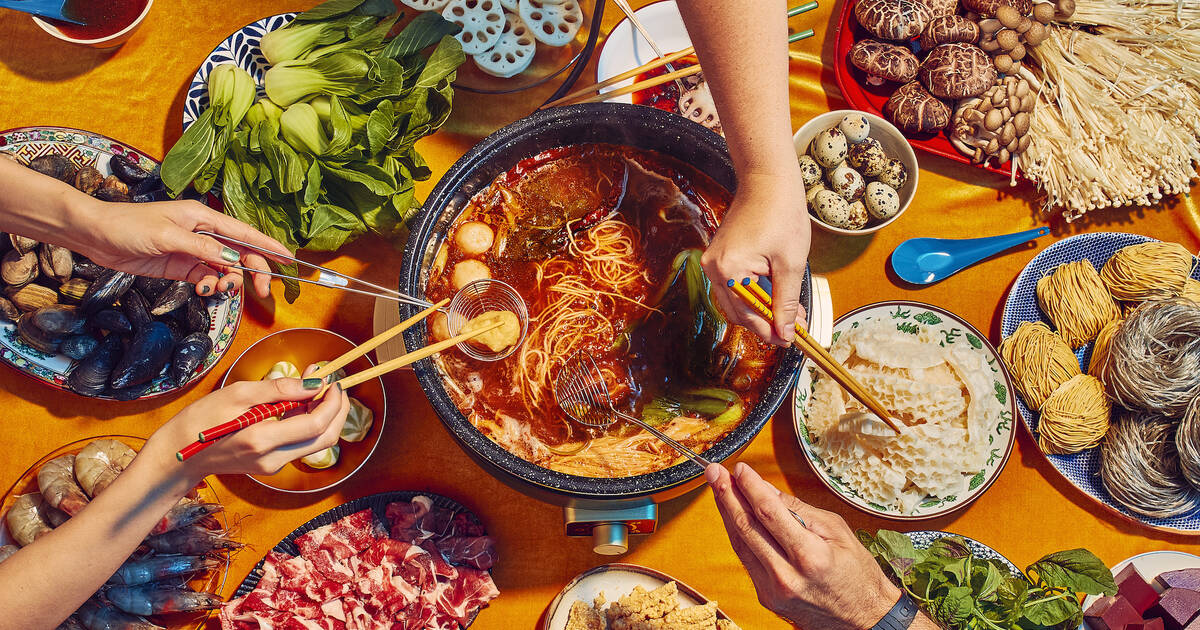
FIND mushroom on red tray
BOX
[918,0,961,17]
[920,15,980,49]
[855,0,932,41]
[850,40,920,85]
[885,81,951,134]
[919,42,997,99]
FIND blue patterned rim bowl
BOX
[0,126,242,401]
[905,530,1023,577]
[1000,231,1200,535]
[793,300,1019,520]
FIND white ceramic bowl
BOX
[32,0,154,48]
[793,109,919,235]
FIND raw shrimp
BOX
[5,493,53,546]
[38,454,90,516]
[148,499,223,536]
[0,544,17,563]
[144,524,242,555]
[108,555,219,586]
[76,600,162,630]
[74,439,136,497]
[45,505,70,527]
[105,584,221,615]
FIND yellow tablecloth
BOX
[1,2,1199,628]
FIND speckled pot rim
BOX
[399,103,805,500]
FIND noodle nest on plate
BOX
[1036,260,1121,348]
[1087,319,1122,381]
[1100,410,1199,519]
[1000,321,1080,412]
[1103,298,1200,418]
[1175,398,1200,489]
[1036,374,1110,455]
[1100,241,1195,302]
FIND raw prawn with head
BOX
[144,524,242,555]
[75,439,136,497]
[5,493,53,546]
[38,454,90,516]
[148,499,223,536]
[104,583,222,616]
[108,554,220,586]
[76,599,162,630]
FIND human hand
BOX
[143,368,349,481]
[705,462,900,630]
[701,170,811,346]
[68,198,290,298]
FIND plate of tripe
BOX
[543,563,739,630]
[793,301,1017,519]
[1000,232,1200,533]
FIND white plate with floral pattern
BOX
[792,301,1018,520]
[0,126,241,400]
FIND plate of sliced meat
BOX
[218,491,499,630]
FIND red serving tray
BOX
[833,0,1014,178]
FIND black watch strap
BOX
[871,591,919,630]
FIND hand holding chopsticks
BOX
[728,278,902,435]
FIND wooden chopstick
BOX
[561,65,705,107]
[311,298,449,380]
[728,279,901,435]
[334,320,502,389]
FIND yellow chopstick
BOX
[554,64,705,108]
[333,320,504,390]
[728,280,901,434]
[311,298,449,380]
[542,47,698,109]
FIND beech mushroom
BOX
[919,43,997,99]
[951,75,1036,178]
[855,0,932,41]
[885,81,952,134]
[850,40,920,85]
[920,15,980,49]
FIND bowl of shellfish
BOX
[793,110,919,234]
[0,126,242,401]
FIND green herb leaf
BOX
[163,108,218,197]
[380,12,461,59]
[1022,594,1078,627]
[1028,549,1116,596]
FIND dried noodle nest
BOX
[1035,260,1120,348]
[1101,410,1198,519]
[1103,297,1200,418]
[1087,318,1122,381]
[1177,398,1200,490]
[1000,321,1080,411]
[1037,374,1110,455]
[1099,241,1195,302]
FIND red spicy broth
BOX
[46,0,148,40]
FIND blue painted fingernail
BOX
[302,378,322,390]
[221,281,233,292]
[741,277,751,285]
[220,247,240,263]
[726,279,735,287]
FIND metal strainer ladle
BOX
[554,351,712,469]
[198,232,528,361]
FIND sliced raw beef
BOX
[448,511,486,538]
[295,509,381,561]
[436,535,497,570]
[386,497,432,541]
[435,567,500,625]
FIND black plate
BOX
[232,491,491,625]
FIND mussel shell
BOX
[161,317,185,342]
[62,334,100,361]
[89,309,131,334]
[168,332,213,387]
[28,155,76,183]
[120,289,152,331]
[79,270,135,314]
[108,382,155,401]
[133,276,172,300]
[30,305,84,336]
[65,333,123,396]
[131,169,164,199]
[108,155,151,185]
[72,259,107,282]
[16,316,60,354]
[150,281,192,316]
[184,296,210,334]
[109,321,174,389]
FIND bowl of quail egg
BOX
[794,110,919,235]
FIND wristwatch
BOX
[871,591,920,630]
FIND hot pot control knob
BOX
[592,522,630,555]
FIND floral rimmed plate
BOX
[792,301,1018,520]
[1000,232,1200,534]
[0,126,242,400]
[542,563,736,630]
[0,435,230,630]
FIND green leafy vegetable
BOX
[160,0,465,301]
[861,529,1116,630]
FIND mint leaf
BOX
[1029,549,1116,596]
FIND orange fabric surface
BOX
[2,1,1200,629]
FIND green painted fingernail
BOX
[221,281,233,292]
[302,378,322,390]
[220,246,241,263]
[199,285,211,295]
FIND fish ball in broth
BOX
[451,259,491,290]
[430,312,451,342]
[455,221,495,256]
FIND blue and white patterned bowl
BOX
[1001,232,1200,534]
[182,13,294,130]
[905,530,1023,577]
[793,301,1018,520]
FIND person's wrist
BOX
[58,190,107,255]
[857,578,904,630]
[139,431,207,491]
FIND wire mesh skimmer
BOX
[554,351,712,469]
[197,231,528,361]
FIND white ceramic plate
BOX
[543,563,733,630]
[1081,550,1200,629]
[595,0,691,103]
[792,301,1018,520]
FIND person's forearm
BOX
[0,440,197,629]
[0,157,96,253]
[676,0,796,178]
[912,612,943,630]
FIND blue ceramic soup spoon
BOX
[891,227,1051,285]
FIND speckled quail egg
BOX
[809,127,848,169]
[864,181,901,220]
[798,155,822,187]
[846,200,869,229]
[805,181,828,206]
[838,114,871,144]
[876,158,908,190]
[811,189,854,228]
[846,142,888,177]
[828,165,866,202]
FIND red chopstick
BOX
[176,400,305,461]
